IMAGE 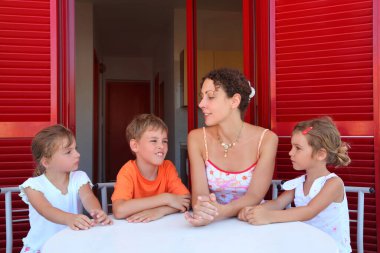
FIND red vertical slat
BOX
[186,0,197,132]
[270,0,378,252]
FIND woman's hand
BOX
[185,193,221,226]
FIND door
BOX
[105,81,150,182]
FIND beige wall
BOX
[75,2,94,179]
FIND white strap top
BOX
[283,173,352,253]
[203,127,268,204]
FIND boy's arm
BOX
[247,178,344,225]
[126,206,179,223]
[112,193,171,219]
[24,187,94,230]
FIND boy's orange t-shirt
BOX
[111,160,189,202]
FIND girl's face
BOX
[132,128,168,167]
[198,78,232,126]
[289,132,317,171]
[45,138,80,173]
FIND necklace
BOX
[217,122,244,158]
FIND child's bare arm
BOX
[126,206,179,223]
[261,189,295,210]
[79,183,113,225]
[112,193,190,219]
[25,187,94,230]
[247,178,344,225]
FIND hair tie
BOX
[302,126,313,135]
[248,81,255,101]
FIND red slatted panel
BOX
[271,0,378,252]
[0,0,57,137]
[0,1,57,252]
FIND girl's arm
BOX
[247,177,344,225]
[112,193,190,219]
[79,183,112,225]
[24,187,94,230]
[261,189,295,210]
[216,131,279,219]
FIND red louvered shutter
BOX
[0,1,58,252]
[270,0,379,252]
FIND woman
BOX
[185,68,278,226]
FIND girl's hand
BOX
[238,206,254,222]
[67,214,94,230]
[90,209,113,225]
[126,208,165,223]
[246,205,272,225]
[166,194,191,212]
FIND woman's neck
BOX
[217,116,244,143]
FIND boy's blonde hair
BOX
[293,116,351,167]
[126,114,168,150]
[31,124,75,176]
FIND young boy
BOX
[112,114,190,222]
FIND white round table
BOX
[42,213,338,253]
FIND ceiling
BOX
[79,0,241,57]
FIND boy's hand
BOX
[126,208,165,223]
[246,205,272,225]
[90,209,113,225]
[238,206,254,222]
[66,214,94,230]
[166,194,191,212]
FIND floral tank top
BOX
[203,127,268,204]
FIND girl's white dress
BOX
[283,173,352,253]
[19,171,92,252]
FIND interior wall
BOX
[173,8,243,170]
[75,1,94,179]
[152,14,175,165]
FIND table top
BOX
[42,213,338,253]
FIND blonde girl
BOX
[239,117,351,253]
[19,125,112,253]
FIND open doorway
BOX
[75,0,244,183]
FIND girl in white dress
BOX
[238,116,352,253]
[19,125,112,253]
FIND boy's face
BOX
[131,127,168,167]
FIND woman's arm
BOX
[187,129,210,206]
[247,177,344,225]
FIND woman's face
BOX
[198,78,232,126]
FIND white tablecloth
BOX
[42,213,338,253]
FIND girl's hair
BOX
[201,68,251,119]
[293,116,351,167]
[126,114,168,143]
[31,124,75,176]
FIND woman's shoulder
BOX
[188,126,216,142]
[245,124,278,142]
